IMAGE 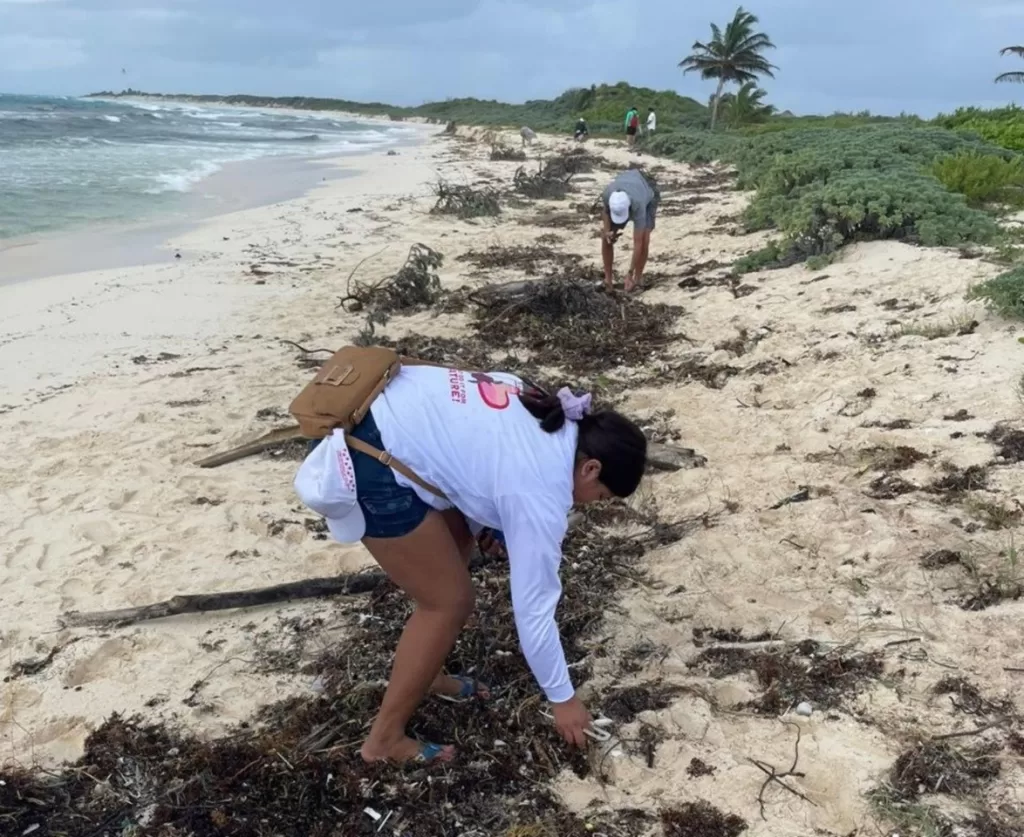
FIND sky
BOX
[1,0,1023,116]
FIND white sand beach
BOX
[2,126,1022,833]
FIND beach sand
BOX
[2,126,1022,832]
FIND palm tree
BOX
[996,46,1024,84]
[719,82,776,125]
[679,6,777,129]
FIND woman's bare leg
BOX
[427,509,492,699]
[359,510,476,763]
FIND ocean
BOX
[0,94,413,240]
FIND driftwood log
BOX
[62,512,585,629]
[195,424,705,473]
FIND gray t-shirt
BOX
[601,169,658,231]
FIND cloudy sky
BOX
[1,0,1022,116]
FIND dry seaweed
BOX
[468,274,682,373]
[513,162,574,200]
[456,244,582,277]
[661,801,747,837]
[689,641,884,714]
[888,740,1001,800]
[1,506,700,837]
[432,180,501,219]
[489,143,527,162]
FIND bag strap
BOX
[346,435,449,502]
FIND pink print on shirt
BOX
[470,372,521,410]
[448,368,467,404]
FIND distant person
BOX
[646,108,657,136]
[624,106,640,147]
[520,126,537,147]
[600,168,659,293]
[574,117,589,142]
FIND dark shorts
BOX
[626,126,637,136]
[307,413,430,539]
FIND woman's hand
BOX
[603,229,620,246]
[550,695,593,748]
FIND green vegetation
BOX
[679,6,776,129]
[996,45,1024,84]
[717,82,775,126]
[966,266,1024,320]
[646,124,1002,271]
[931,151,1024,207]
[936,106,1024,152]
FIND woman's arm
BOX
[496,492,574,702]
[496,492,593,745]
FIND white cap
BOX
[293,429,366,543]
[608,191,630,225]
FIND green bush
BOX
[932,151,1024,207]
[646,123,1002,270]
[966,266,1024,320]
[936,106,1024,152]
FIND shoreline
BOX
[0,120,434,285]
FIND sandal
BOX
[436,674,491,702]
[413,741,455,763]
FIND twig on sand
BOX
[748,721,817,820]
[280,340,334,356]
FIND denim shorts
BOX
[307,412,430,539]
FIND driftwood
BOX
[195,425,305,468]
[195,424,705,474]
[61,513,585,629]
[60,573,392,628]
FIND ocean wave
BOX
[143,160,222,194]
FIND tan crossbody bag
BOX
[288,345,447,500]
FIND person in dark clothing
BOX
[574,117,589,142]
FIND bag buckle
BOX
[377,450,394,467]
[321,364,357,387]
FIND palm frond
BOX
[734,33,776,53]
[999,45,1024,58]
[996,71,1024,84]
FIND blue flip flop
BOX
[451,674,491,700]
[413,741,454,763]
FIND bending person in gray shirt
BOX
[600,169,660,293]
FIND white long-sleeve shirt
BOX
[369,365,576,703]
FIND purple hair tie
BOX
[556,387,592,421]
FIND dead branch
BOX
[63,515,589,630]
[194,425,305,468]
[62,554,492,629]
[749,721,817,821]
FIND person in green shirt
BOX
[624,106,639,147]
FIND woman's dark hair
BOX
[519,386,647,497]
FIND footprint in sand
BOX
[1,684,43,719]
[58,576,92,610]
[26,716,90,763]
[62,638,137,688]
[75,520,118,546]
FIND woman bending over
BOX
[295,364,647,763]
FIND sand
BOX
[2,125,1022,834]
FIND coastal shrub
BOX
[932,151,1024,207]
[937,106,1024,152]
[966,266,1024,320]
[646,123,1002,269]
